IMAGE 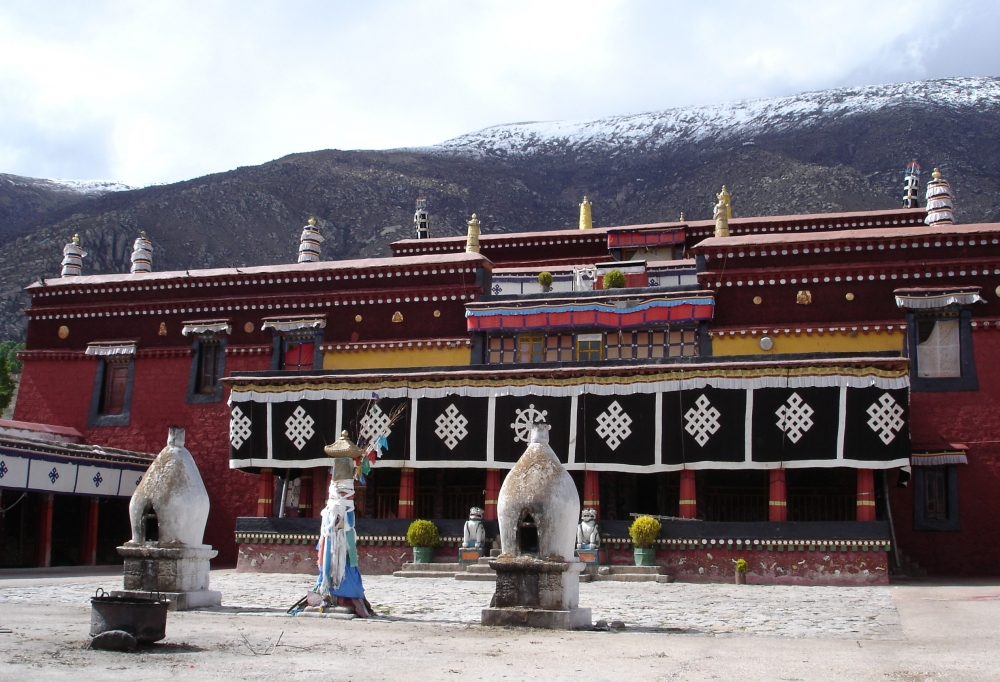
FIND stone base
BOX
[111,589,222,611]
[481,607,592,630]
[117,543,218,593]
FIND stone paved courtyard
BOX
[0,571,903,638]
[1,568,999,680]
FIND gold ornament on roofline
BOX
[392,311,403,323]
[713,186,731,238]
[579,196,593,230]
[58,325,69,339]
[158,322,167,336]
[796,290,813,305]
[308,216,316,226]
[355,314,362,323]
[466,214,481,253]
[845,293,855,301]
[753,296,762,305]
[244,322,254,333]
[433,309,441,318]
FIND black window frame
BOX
[912,465,961,531]
[88,357,136,427]
[905,309,978,392]
[186,336,227,404]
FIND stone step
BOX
[393,570,460,578]
[592,573,660,582]
[477,557,493,565]
[464,565,495,574]
[399,562,462,571]
[454,573,496,582]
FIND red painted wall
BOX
[14,352,270,566]
[890,329,1000,576]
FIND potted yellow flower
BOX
[406,519,439,563]
[628,515,661,566]
[735,558,748,585]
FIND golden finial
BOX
[679,212,685,222]
[932,168,942,180]
[308,216,316,226]
[713,186,732,238]
[466,213,481,253]
[140,230,147,239]
[579,196,593,230]
[72,234,80,245]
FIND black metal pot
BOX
[90,589,168,644]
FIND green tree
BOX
[0,353,14,414]
[0,341,24,374]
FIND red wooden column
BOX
[857,468,876,521]
[79,497,99,566]
[484,469,502,521]
[313,466,329,516]
[35,493,54,568]
[769,469,788,522]
[298,472,314,518]
[679,470,697,519]
[398,468,415,519]
[256,468,274,517]
[583,470,601,519]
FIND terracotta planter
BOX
[412,546,434,563]
[633,547,656,566]
[735,571,747,585]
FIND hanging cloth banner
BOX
[228,362,910,471]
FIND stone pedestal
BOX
[113,543,221,611]
[481,556,591,630]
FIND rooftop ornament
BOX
[61,234,87,277]
[924,168,954,226]
[466,214,481,253]
[714,186,732,238]
[579,196,593,230]
[298,217,324,263]
[130,232,152,274]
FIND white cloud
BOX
[0,0,997,185]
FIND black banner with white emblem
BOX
[342,397,411,462]
[494,396,573,464]
[416,396,489,462]
[663,388,747,465]
[843,387,910,463]
[577,393,656,466]
[751,388,840,462]
[271,399,340,463]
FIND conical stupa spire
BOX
[130,231,152,273]
[924,168,954,226]
[298,217,324,263]
[61,234,87,277]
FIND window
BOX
[577,334,603,361]
[545,335,575,362]
[88,358,134,426]
[282,338,315,371]
[605,329,699,360]
[100,361,129,415]
[196,341,223,393]
[517,334,544,364]
[186,337,227,404]
[907,311,977,392]
[488,336,516,364]
[912,465,960,531]
[916,319,960,378]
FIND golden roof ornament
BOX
[466,213,481,253]
[73,234,81,245]
[308,216,316,226]
[324,430,364,459]
[579,196,593,230]
[713,186,732,238]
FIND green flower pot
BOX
[412,546,434,563]
[633,547,656,566]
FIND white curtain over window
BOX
[917,319,961,378]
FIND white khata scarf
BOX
[317,478,355,594]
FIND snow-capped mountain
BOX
[432,77,1000,158]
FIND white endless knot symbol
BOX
[684,394,721,447]
[775,393,814,444]
[595,401,632,451]
[435,404,469,450]
[230,406,252,449]
[359,403,393,447]
[284,406,316,451]
[511,404,548,443]
[866,393,905,445]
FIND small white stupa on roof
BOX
[130,232,152,273]
[298,217,323,263]
[925,168,954,226]
[61,234,87,277]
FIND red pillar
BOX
[256,468,274,517]
[36,493,54,568]
[583,470,601,519]
[398,468,415,519]
[484,469,502,521]
[679,470,697,519]
[298,472,314,518]
[313,466,329,516]
[769,469,788,522]
[857,468,876,521]
[79,497,99,566]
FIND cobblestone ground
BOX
[0,570,901,638]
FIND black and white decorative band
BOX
[229,381,910,472]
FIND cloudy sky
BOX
[1,1,998,186]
